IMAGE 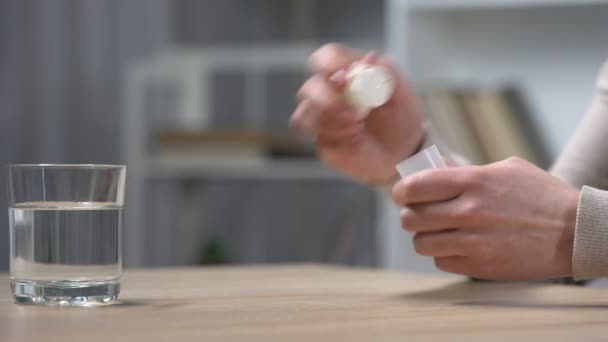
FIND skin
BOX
[290,43,580,280]
[291,43,425,183]
[392,157,580,280]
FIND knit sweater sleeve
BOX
[551,60,608,280]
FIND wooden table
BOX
[2,264,608,341]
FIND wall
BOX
[0,0,386,270]
[0,0,172,270]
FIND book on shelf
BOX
[419,90,486,165]
[419,86,549,167]
[153,129,316,168]
[500,88,551,168]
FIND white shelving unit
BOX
[380,0,608,272]
[148,157,343,181]
[122,45,354,267]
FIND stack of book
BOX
[419,87,550,167]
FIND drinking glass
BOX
[8,164,125,305]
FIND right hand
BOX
[290,43,426,184]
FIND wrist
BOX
[409,130,430,157]
[391,128,429,170]
[368,131,428,191]
[368,173,401,193]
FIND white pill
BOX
[344,64,395,120]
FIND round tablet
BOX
[344,65,395,119]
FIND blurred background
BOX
[1,0,608,273]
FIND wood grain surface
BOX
[2,264,608,341]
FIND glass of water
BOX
[8,164,125,305]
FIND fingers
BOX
[400,194,489,233]
[316,119,365,146]
[413,230,470,257]
[360,51,379,65]
[290,102,364,145]
[413,232,482,276]
[296,74,350,114]
[293,44,391,146]
[309,43,359,74]
[392,166,482,205]
[433,256,471,275]
[290,99,322,136]
[291,73,363,143]
[413,233,482,277]
[400,201,462,232]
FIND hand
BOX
[290,43,425,183]
[391,157,580,281]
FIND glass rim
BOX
[9,164,125,169]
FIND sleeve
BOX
[551,60,608,280]
[573,186,608,280]
[552,61,608,189]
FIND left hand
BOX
[391,157,580,281]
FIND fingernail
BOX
[330,70,347,84]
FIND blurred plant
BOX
[199,237,228,265]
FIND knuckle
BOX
[309,43,343,68]
[296,76,316,100]
[413,239,428,256]
[392,180,411,204]
[295,86,306,102]
[288,112,303,128]
[307,74,326,91]
[399,176,420,203]
[455,199,484,221]
[304,76,344,111]
[400,209,417,232]
[504,156,527,166]
[391,182,403,204]
[290,100,318,132]
[392,177,412,206]
[460,167,485,189]
[318,42,342,54]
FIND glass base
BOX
[11,279,120,306]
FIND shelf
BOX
[147,157,350,182]
[398,0,608,11]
